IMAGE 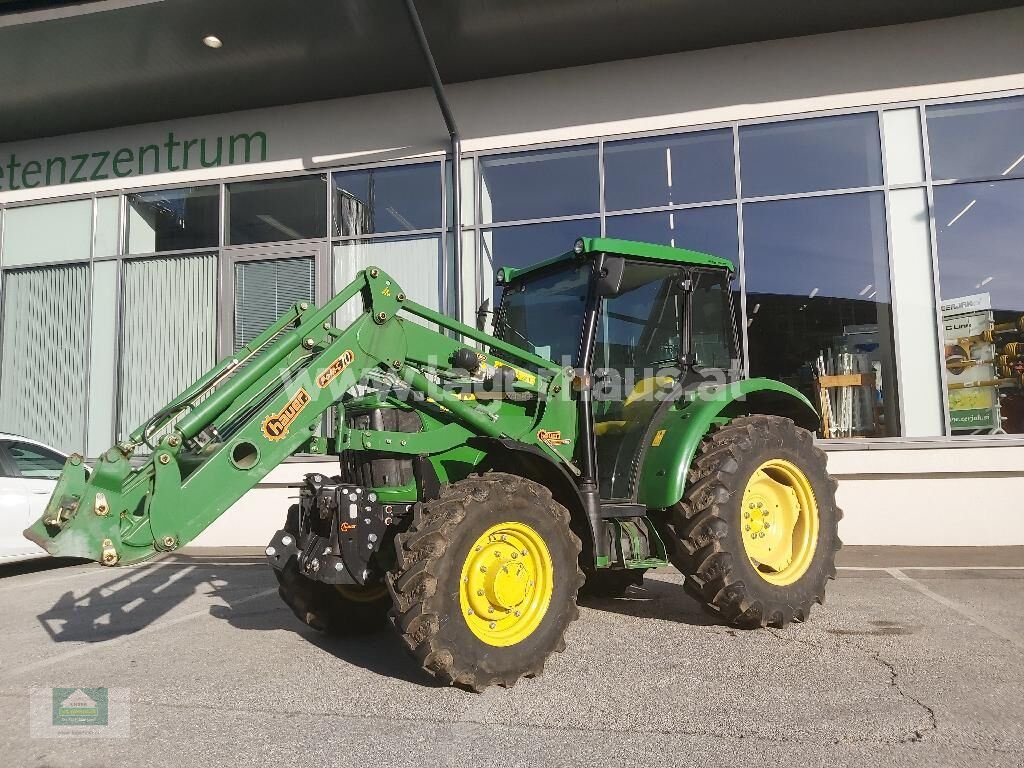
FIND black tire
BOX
[663,415,841,629]
[579,568,647,598]
[387,472,583,691]
[274,505,391,636]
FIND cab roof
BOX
[496,236,735,284]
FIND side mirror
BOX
[595,256,625,297]
[475,298,491,331]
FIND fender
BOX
[636,378,819,510]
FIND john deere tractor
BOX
[26,237,840,691]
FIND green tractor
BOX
[26,237,840,691]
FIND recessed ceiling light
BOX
[202,35,223,49]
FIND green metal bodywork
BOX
[24,237,818,576]
[497,236,735,284]
[635,378,818,509]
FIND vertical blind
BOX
[233,257,315,351]
[118,254,217,440]
[0,265,89,452]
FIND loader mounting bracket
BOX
[266,474,413,585]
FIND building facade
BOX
[1,6,1023,545]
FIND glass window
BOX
[927,96,1024,181]
[494,262,590,366]
[743,192,898,437]
[481,219,600,287]
[334,236,444,328]
[934,178,1024,434]
[604,129,735,210]
[5,441,64,480]
[0,264,89,452]
[690,271,735,370]
[118,255,218,441]
[333,163,441,236]
[227,175,327,245]
[604,206,738,262]
[596,263,682,373]
[479,146,599,223]
[2,199,92,267]
[234,257,315,350]
[740,113,882,197]
[127,186,219,254]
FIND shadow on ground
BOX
[33,560,721,686]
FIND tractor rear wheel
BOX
[663,416,841,628]
[274,505,391,635]
[387,473,583,691]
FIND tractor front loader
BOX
[26,237,841,691]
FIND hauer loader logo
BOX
[537,429,570,446]
[316,349,356,389]
[261,388,312,441]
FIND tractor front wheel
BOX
[387,473,583,691]
[663,416,841,628]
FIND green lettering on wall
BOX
[0,129,269,192]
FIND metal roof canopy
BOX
[0,0,1019,145]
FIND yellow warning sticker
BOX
[494,360,538,386]
[652,429,667,447]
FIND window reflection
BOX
[604,206,738,262]
[127,186,219,254]
[604,129,735,210]
[740,113,882,197]
[227,175,327,245]
[927,96,1024,181]
[935,178,1024,434]
[479,146,599,223]
[481,219,600,284]
[743,193,898,437]
[333,164,441,236]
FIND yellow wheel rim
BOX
[459,522,554,647]
[335,583,388,603]
[740,459,820,586]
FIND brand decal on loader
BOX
[316,349,356,389]
[537,429,570,446]
[261,388,312,441]
[339,522,356,532]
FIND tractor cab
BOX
[493,237,740,501]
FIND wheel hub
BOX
[459,522,554,647]
[740,459,820,586]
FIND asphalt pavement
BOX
[1,547,1022,767]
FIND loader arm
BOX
[25,268,576,567]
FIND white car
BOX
[0,433,67,563]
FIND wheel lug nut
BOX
[511,552,518,559]
[749,503,756,509]
[521,549,527,556]
[488,607,494,614]
[480,566,487,573]
[475,545,482,552]
[495,551,501,557]
[477,589,484,596]
[489,622,496,629]
[514,610,521,617]
[745,525,751,531]
[467,609,474,615]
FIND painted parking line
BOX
[885,567,1024,651]
[3,587,279,680]
[839,566,1024,571]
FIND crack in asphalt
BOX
[767,627,939,745]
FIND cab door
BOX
[592,266,736,501]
